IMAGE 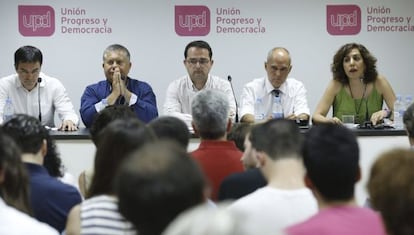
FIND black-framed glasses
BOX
[186,58,210,66]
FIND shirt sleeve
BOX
[130,81,158,123]
[52,80,79,126]
[293,82,310,116]
[163,80,194,127]
[239,84,256,119]
[80,85,101,128]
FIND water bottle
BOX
[254,98,265,121]
[393,94,404,129]
[3,97,14,122]
[272,96,284,119]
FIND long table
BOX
[51,127,409,205]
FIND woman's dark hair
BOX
[43,133,64,178]
[331,43,378,84]
[0,130,32,215]
[87,118,157,198]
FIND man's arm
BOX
[163,80,193,127]
[52,80,79,130]
[80,85,102,128]
[128,81,158,123]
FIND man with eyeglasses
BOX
[0,45,79,131]
[239,47,310,124]
[163,40,236,130]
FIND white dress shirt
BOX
[0,72,79,127]
[163,74,236,127]
[239,77,310,120]
[0,198,59,235]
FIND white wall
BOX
[1,0,413,128]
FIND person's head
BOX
[249,119,302,163]
[368,148,414,235]
[89,105,137,146]
[303,124,360,202]
[227,123,252,152]
[2,114,48,155]
[148,116,190,149]
[332,43,378,84]
[87,118,156,198]
[191,89,230,140]
[0,130,32,215]
[265,47,292,89]
[183,40,214,83]
[14,45,43,91]
[240,132,259,170]
[115,140,206,235]
[102,44,132,82]
[43,133,64,178]
[403,102,414,143]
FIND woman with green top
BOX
[312,43,396,125]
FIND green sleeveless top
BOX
[333,85,383,124]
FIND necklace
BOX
[349,82,367,121]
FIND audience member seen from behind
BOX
[367,148,414,235]
[0,45,79,130]
[0,131,59,235]
[2,114,82,233]
[65,118,156,235]
[116,140,207,235]
[190,89,244,201]
[219,127,267,201]
[80,44,158,127]
[239,47,310,123]
[227,123,252,152]
[148,116,190,150]
[163,40,236,128]
[286,124,386,235]
[403,102,414,148]
[312,43,396,125]
[228,119,317,233]
[78,105,136,197]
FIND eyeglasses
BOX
[186,58,210,66]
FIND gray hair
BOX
[103,44,131,61]
[191,89,229,139]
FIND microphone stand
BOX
[227,75,239,123]
[38,77,42,122]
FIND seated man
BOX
[0,45,79,130]
[286,124,386,235]
[239,47,310,123]
[2,114,82,233]
[80,44,158,127]
[190,89,243,201]
[163,40,236,128]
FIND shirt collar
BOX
[265,76,288,95]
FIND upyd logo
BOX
[18,5,55,36]
[327,5,361,35]
[175,5,210,36]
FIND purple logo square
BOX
[18,5,55,37]
[327,5,361,35]
[175,5,210,36]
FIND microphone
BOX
[38,77,42,122]
[227,75,239,123]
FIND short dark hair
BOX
[249,119,302,159]
[2,114,48,154]
[403,102,414,138]
[332,43,378,84]
[148,116,190,149]
[303,124,359,202]
[227,123,252,152]
[184,40,212,59]
[87,118,157,198]
[116,140,205,235]
[14,45,43,69]
[89,105,137,145]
